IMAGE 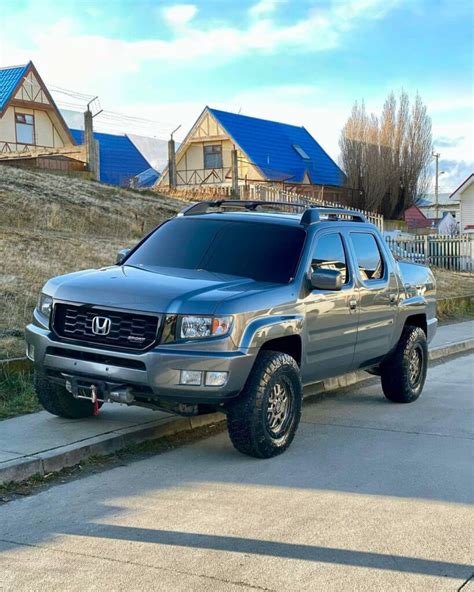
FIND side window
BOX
[203,145,222,169]
[15,113,35,144]
[351,233,384,281]
[311,233,348,284]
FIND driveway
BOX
[0,354,473,591]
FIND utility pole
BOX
[168,125,181,190]
[433,151,440,221]
[231,149,239,198]
[84,97,102,181]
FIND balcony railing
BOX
[176,167,231,186]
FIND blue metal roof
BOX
[208,107,345,187]
[0,63,29,112]
[133,167,160,188]
[70,129,152,186]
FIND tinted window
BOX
[312,233,347,283]
[126,218,306,284]
[351,233,384,281]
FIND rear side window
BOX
[351,233,384,281]
[311,233,348,283]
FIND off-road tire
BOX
[380,325,428,403]
[34,371,100,419]
[226,350,302,459]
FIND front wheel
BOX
[226,350,302,459]
[380,325,428,403]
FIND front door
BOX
[302,231,359,384]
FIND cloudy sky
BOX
[1,0,472,192]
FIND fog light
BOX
[205,371,228,387]
[26,343,35,361]
[180,370,202,386]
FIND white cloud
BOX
[249,0,280,17]
[162,4,197,29]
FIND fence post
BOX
[424,235,429,265]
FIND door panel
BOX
[302,232,358,384]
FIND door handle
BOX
[349,299,357,311]
[389,293,397,305]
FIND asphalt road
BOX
[0,354,473,592]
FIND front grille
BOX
[52,303,160,350]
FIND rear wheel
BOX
[35,372,99,419]
[226,350,302,458]
[380,325,428,403]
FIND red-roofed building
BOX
[404,204,435,229]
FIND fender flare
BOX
[239,315,304,351]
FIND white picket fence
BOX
[242,184,385,230]
[385,234,474,272]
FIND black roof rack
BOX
[179,200,307,215]
[300,207,366,225]
[179,200,366,225]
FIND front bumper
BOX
[25,322,256,404]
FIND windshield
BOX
[125,218,306,284]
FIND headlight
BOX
[180,316,233,339]
[38,293,53,318]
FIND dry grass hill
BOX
[0,165,183,359]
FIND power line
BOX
[49,82,178,139]
[48,84,96,101]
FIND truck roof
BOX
[186,211,303,226]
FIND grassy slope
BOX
[0,165,183,359]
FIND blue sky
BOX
[1,0,472,191]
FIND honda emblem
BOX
[91,316,112,336]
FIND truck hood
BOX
[44,265,277,315]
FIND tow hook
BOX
[91,385,100,416]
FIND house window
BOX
[204,145,222,169]
[15,113,35,144]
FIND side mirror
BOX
[310,269,342,291]
[116,248,131,264]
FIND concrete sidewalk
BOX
[1,320,473,485]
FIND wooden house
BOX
[0,61,85,170]
[157,107,346,200]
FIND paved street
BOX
[0,353,473,591]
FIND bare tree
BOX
[339,90,432,218]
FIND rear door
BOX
[348,231,399,368]
[302,230,359,383]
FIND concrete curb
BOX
[0,412,225,485]
[428,338,474,361]
[1,339,473,486]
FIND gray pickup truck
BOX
[26,200,437,458]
